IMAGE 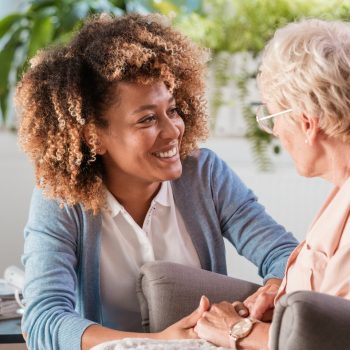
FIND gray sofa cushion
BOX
[136,261,260,332]
[270,291,350,350]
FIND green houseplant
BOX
[172,0,350,169]
[0,0,143,128]
[0,0,200,128]
[1,0,350,168]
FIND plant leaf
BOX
[0,13,23,39]
[27,16,54,58]
[29,0,56,13]
[0,29,22,123]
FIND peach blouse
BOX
[276,176,350,301]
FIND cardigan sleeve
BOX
[208,150,298,282]
[21,188,96,350]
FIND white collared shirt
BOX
[100,181,201,330]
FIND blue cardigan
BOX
[22,148,297,350]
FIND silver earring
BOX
[304,139,309,144]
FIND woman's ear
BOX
[83,123,106,155]
[300,113,319,146]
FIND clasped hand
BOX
[159,278,281,348]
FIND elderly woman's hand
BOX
[194,301,243,348]
[243,278,281,321]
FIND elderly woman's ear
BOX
[300,113,321,146]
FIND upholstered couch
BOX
[137,261,350,350]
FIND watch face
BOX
[231,318,253,338]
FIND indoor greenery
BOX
[0,0,145,129]
[172,0,350,169]
[1,0,350,169]
[0,0,199,128]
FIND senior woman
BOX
[195,18,350,350]
[17,13,297,350]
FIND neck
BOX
[104,171,161,227]
[108,181,161,207]
[319,137,350,187]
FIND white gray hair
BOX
[258,18,350,141]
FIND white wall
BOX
[0,132,34,276]
[0,132,331,284]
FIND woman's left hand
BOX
[194,301,243,348]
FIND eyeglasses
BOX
[256,104,293,134]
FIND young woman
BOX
[16,13,297,350]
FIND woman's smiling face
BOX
[98,81,185,186]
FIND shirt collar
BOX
[153,181,171,207]
[105,181,171,218]
[105,189,122,217]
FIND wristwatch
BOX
[228,318,257,350]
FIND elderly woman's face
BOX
[98,81,185,185]
[268,102,317,177]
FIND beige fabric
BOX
[276,177,350,301]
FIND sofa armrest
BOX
[136,261,260,332]
[270,291,350,350]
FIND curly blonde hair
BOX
[258,18,350,142]
[17,13,209,213]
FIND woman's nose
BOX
[160,116,182,139]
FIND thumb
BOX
[179,295,210,328]
[199,295,210,313]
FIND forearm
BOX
[81,324,161,350]
[237,322,270,350]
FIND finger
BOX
[232,301,249,317]
[200,295,210,313]
[194,318,207,339]
[243,300,254,314]
[187,327,200,339]
[243,286,274,312]
[244,293,260,311]
[180,296,209,328]
[244,289,261,305]
[250,293,275,320]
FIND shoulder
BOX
[181,147,238,182]
[30,186,78,212]
[28,186,89,228]
[183,147,219,164]
[181,147,225,173]
[173,148,246,200]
